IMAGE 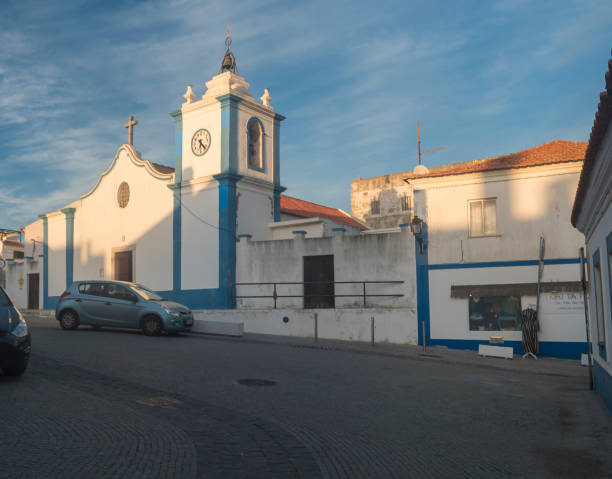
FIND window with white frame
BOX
[468,198,497,237]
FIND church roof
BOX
[405,140,587,180]
[571,52,612,226]
[150,162,175,174]
[281,195,368,230]
[2,240,23,248]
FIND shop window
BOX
[468,198,497,237]
[468,295,521,331]
[593,250,606,349]
[247,118,263,170]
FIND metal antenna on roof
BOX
[417,122,447,165]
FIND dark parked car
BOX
[55,281,194,336]
[0,285,31,376]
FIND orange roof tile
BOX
[151,162,175,174]
[281,195,368,230]
[406,140,586,180]
[2,240,23,248]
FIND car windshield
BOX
[0,287,11,307]
[129,284,164,301]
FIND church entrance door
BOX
[303,255,335,309]
[28,273,39,309]
[114,251,133,282]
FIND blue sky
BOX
[1,0,611,230]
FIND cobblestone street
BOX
[2,316,612,478]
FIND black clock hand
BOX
[199,139,205,148]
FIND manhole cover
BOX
[237,378,276,387]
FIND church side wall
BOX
[181,179,219,290]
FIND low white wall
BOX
[193,307,418,344]
[236,227,416,310]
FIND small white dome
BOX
[413,164,430,175]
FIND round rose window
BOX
[117,182,130,208]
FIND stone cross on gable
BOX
[124,115,138,146]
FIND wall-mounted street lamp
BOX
[410,216,426,254]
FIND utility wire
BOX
[179,199,237,237]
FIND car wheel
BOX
[142,316,162,336]
[3,361,27,377]
[59,310,79,330]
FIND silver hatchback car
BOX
[55,281,193,335]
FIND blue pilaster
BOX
[38,214,49,309]
[415,221,429,346]
[61,208,75,288]
[214,172,242,309]
[170,109,182,296]
[272,114,285,222]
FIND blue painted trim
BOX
[273,116,282,187]
[399,223,411,228]
[427,338,587,360]
[273,184,286,222]
[246,117,265,172]
[170,110,182,295]
[594,361,612,414]
[331,227,346,232]
[214,172,242,309]
[38,214,49,309]
[607,232,612,323]
[155,288,234,309]
[427,258,581,270]
[237,234,252,239]
[593,249,607,359]
[292,230,307,235]
[415,220,429,347]
[217,93,241,174]
[61,208,75,289]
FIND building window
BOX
[117,182,130,208]
[468,198,497,237]
[400,193,410,212]
[247,118,263,170]
[469,295,521,331]
[593,250,606,349]
[370,198,380,215]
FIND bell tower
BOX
[170,28,285,309]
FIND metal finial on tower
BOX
[220,24,237,74]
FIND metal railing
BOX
[231,280,404,309]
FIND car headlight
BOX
[11,321,28,338]
[161,305,180,316]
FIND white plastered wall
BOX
[48,212,66,296]
[428,263,586,343]
[412,163,585,264]
[181,100,223,182]
[74,147,174,291]
[236,180,274,240]
[181,177,219,290]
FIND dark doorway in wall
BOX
[27,273,39,309]
[303,255,334,309]
[115,251,133,282]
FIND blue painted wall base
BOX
[594,361,612,414]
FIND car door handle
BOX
[75,299,82,302]
[104,302,112,306]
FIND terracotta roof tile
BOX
[151,162,175,174]
[572,52,612,226]
[2,240,23,248]
[280,195,368,230]
[406,140,586,180]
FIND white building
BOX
[352,140,588,358]
[572,52,612,411]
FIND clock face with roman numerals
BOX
[191,129,211,156]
